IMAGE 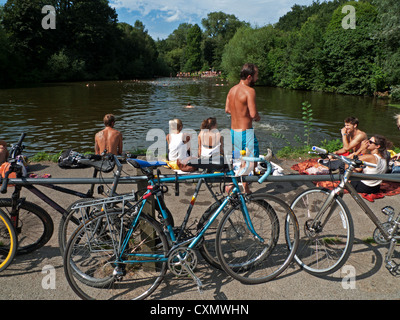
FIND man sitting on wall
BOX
[334,116,367,156]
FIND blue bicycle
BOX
[63,155,299,300]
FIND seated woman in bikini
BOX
[350,134,389,194]
[198,117,223,159]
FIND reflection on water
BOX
[0,78,398,157]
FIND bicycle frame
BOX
[116,167,267,264]
[313,165,392,242]
[2,161,125,242]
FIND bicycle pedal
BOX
[385,261,399,275]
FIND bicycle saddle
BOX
[188,156,229,172]
[127,158,167,169]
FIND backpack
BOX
[58,149,90,169]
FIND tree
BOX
[1,0,122,81]
[279,15,326,90]
[2,0,54,80]
[322,1,384,95]
[116,21,159,78]
[156,23,193,73]
[183,24,203,72]
[373,0,400,86]
[202,11,249,70]
[221,25,282,85]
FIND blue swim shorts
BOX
[231,128,260,158]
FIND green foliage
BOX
[201,11,249,70]
[276,138,343,159]
[322,1,382,95]
[372,0,400,86]
[220,0,395,96]
[156,12,248,74]
[0,0,163,84]
[301,101,313,146]
[29,151,61,163]
[1,0,399,94]
[221,25,282,85]
[391,86,400,102]
[183,24,203,72]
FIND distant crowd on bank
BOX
[176,70,222,78]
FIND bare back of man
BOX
[226,83,260,130]
[95,127,123,155]
[225,63,260,194]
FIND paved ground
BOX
[1,158,400,302]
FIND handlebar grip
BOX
[312,146,328,154]
[0,171,10,194]
[362,161,377,168]
[258,162,272,184]
[17,133,26,147]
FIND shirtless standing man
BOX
[95,114,123,155]
[334,116,367,156]
[225,63,261,193]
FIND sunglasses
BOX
[368,140,378,145]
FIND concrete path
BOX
[1,159,399,301]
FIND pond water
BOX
[0,77,398,157]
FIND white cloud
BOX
[110,0,313,26]
[165,10,181,22]
[110,0,315,39]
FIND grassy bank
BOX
[27,137,400,163]
[27,141,342,164]
[28,148,147,163]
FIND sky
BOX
[0,0,316,40]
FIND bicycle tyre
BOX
[0,199,53,254]
[0,209,18,272]
[197,199,227,270]
[216,194,299,284]
[64,211,169,300]
[288,188,354,276]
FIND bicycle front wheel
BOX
[0,209,17,272]
[288,188,354,276]
[0,199,53,254]
[216,194,299,284]
[64,211,169,300]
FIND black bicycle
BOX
[0,133,117,254]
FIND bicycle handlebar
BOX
[10,133,26,159]
[311,146,377,169]
[0,170,11,194]
[240,156,272,184]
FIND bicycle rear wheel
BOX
[59,195,138,256]
[64,211,169,300]
[216,194,299,284]
[0,209,17,272]
[0,199,53,254]
[288,188,354,276]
